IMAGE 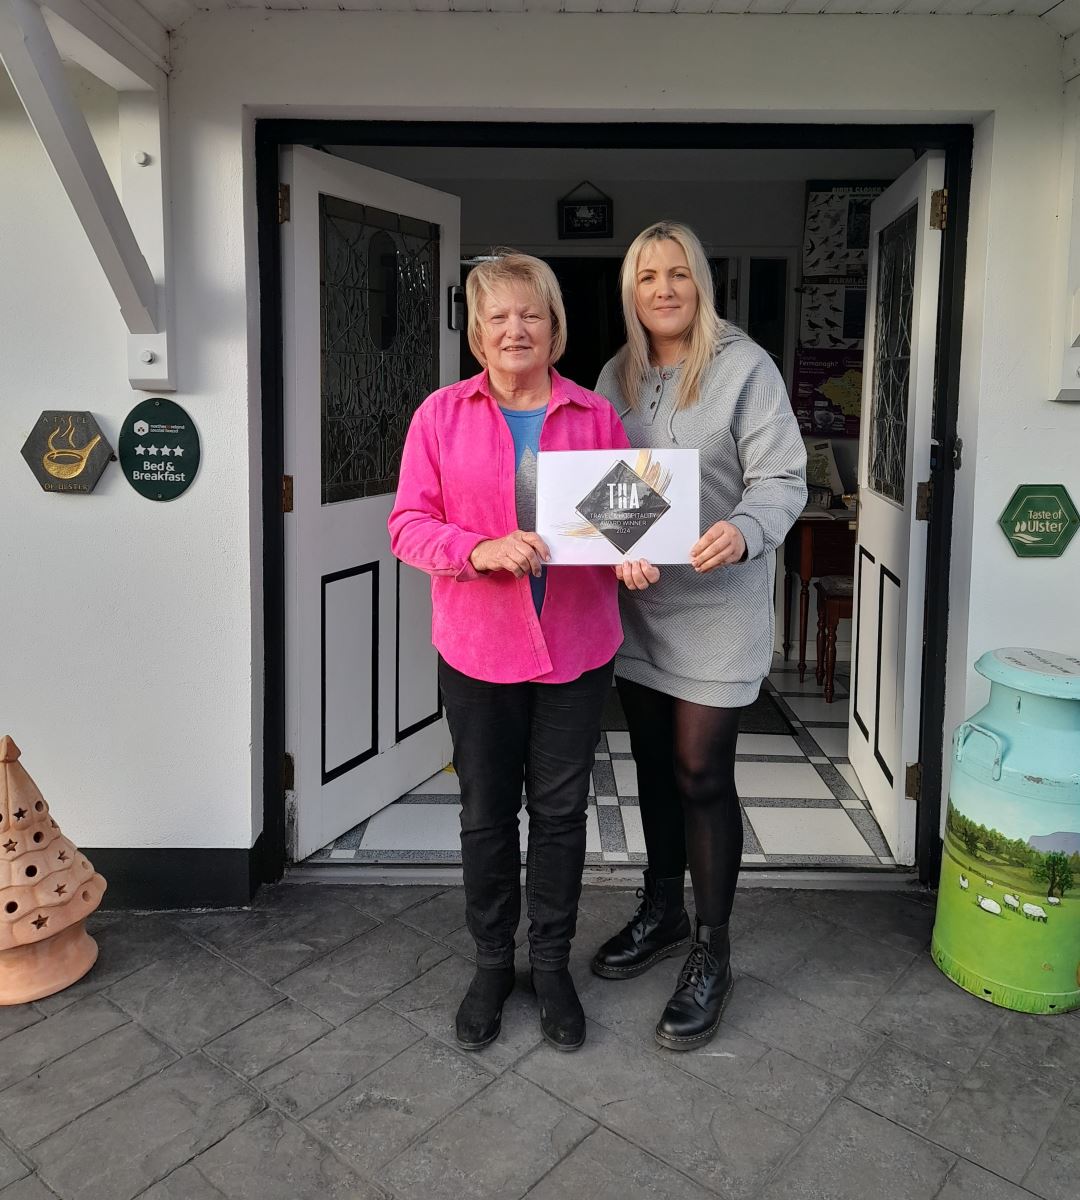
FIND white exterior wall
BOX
[1,11,1074,855]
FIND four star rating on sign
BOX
[132,444,185,457]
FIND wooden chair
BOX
[815,575,853,703]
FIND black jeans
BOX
[439,655,613,971]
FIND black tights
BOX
[617,676,743,927]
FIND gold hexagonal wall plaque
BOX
[20,411,113,494]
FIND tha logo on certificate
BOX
[575,460,672,553]
[536,449,700,564]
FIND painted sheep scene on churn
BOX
[933,798,1079,1014]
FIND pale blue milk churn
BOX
[932,648,1080,1014]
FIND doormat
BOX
[601,684,794,735]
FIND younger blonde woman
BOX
[591,222,807,1049]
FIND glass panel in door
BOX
[320,195,440,503]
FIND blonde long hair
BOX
[617,221,727,411]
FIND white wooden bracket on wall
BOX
[0,0,174,390]
[1052,69,1080,403]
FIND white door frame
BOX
[848,152,946,865]
[258,121,969,885]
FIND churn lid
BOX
[975,648,1080,700]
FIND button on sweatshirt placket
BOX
[646,368,672,425]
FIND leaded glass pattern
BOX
[868,204,917,506]
[320,195,440,504]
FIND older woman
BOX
[591,222,807,1049]
[389,252,635,1053]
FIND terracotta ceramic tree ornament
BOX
[0,737,106,1004]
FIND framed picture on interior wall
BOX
[798,278,867,350]
[557,181,614,239]
[801,181,888,278]
[791,348,864,438]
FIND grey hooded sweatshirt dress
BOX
[596,328,808,708]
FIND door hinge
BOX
[283,751,295,791]
[282,475,294,513]
[905,762,922,801]
[915,479,932,522]
[278,183,291,224]
[930,188,947,231]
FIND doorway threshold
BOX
[287,862,920,892]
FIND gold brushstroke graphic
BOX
[561,450,672,538]
[42,417,101,480]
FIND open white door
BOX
[282,147,458,860]
[848,153,945,865]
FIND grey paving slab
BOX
[105,940,279,1053]
[660,1020,771,1094]
[729,895,836,985]
[1023,1086,1080,1200]
[325,883,445,920]
[382,953,542,1073]
[0,996,127,1091]
[518,1020,799,1198]
[193,899,377,983]
[780,927,915,1021]
[379,1071,594,1200]
[757,1098,955,1200]
[846,1036,965,1135]
[303,1037,492,1176]
[0,1178,57,1200]
[861,953,1008,1072]
[142,1110,380,1200]
[32,1053,262,1200]
[135,1164,229,1200]
[204,999,333,1078]
[728,1046,846,1132]
[723,974,882,1079]
[171,908,283,953]
[928,1047,1072,1184]
[32,916,192,1015]
[0,1141,28,1191]
[394,888,466,938]
[253,1003,424,1118]
[990,1010,1080,1086]
[577,950,690,1047]
[0,1008,42,1042]
[275,919,451,1025]
[788,887,935,954]
[937,1160,1042,1200]
[522,1127,715,1200]
[0,1022,177,1148]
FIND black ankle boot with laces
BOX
[654,918,733,1050]
[590,870,690,979]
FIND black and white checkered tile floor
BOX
[307,657,896,869]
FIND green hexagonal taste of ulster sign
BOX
[998,484,1079,558]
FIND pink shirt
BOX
[388,369,630,684]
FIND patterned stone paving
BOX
[0,882,1075,1199]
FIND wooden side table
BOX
[815,575,854,702]
[782,508,856,681]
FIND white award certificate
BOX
[535,448,700,565]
